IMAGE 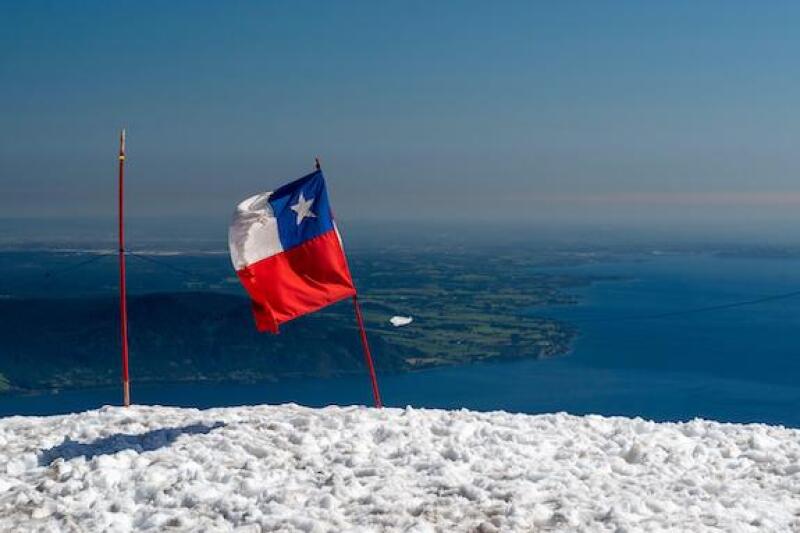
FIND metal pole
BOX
[314,156,382,408]
[118,129,131,407]
[353,295,383,408]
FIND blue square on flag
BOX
[269,170,335,251]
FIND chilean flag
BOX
[228,169,356,333]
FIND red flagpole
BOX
[315,157,382,408]
[118,129,131,407]
[353,295,382,408]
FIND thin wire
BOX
[541,289,800,324]
[125,251,246,314]
[126,251,201,278]
[43,253,114,279]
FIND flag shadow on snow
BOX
[38,422,225,465]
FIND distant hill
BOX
[0,293,412,393]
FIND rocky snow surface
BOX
[1,404,800,531]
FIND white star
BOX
[290,192,317,225]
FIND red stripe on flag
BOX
[236,229,356,333]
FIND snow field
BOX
[0,404,799,531]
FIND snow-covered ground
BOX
[1,405,799,532]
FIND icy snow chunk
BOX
[5,460,25,476]
[749,432,779,451]
[621,442,645,464]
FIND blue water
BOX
[3,253,800,426]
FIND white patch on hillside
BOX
[1,405,799,531]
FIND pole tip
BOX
[314,157,321,171]
[120,128,126,155]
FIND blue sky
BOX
[3,1,800,233]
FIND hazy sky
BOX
[3,1,800,233]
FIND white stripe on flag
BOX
[228,192,284,270]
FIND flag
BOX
[228,169,356,333]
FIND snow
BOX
[390,316,413,327]
[1,404,800,532]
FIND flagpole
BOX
[353,295,383,408]
[314,156,382,408]
[118,129,131,407]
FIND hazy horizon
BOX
[3,213,800,249]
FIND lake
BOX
[2,253,800,426]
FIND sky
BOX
[2,1,800,238]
